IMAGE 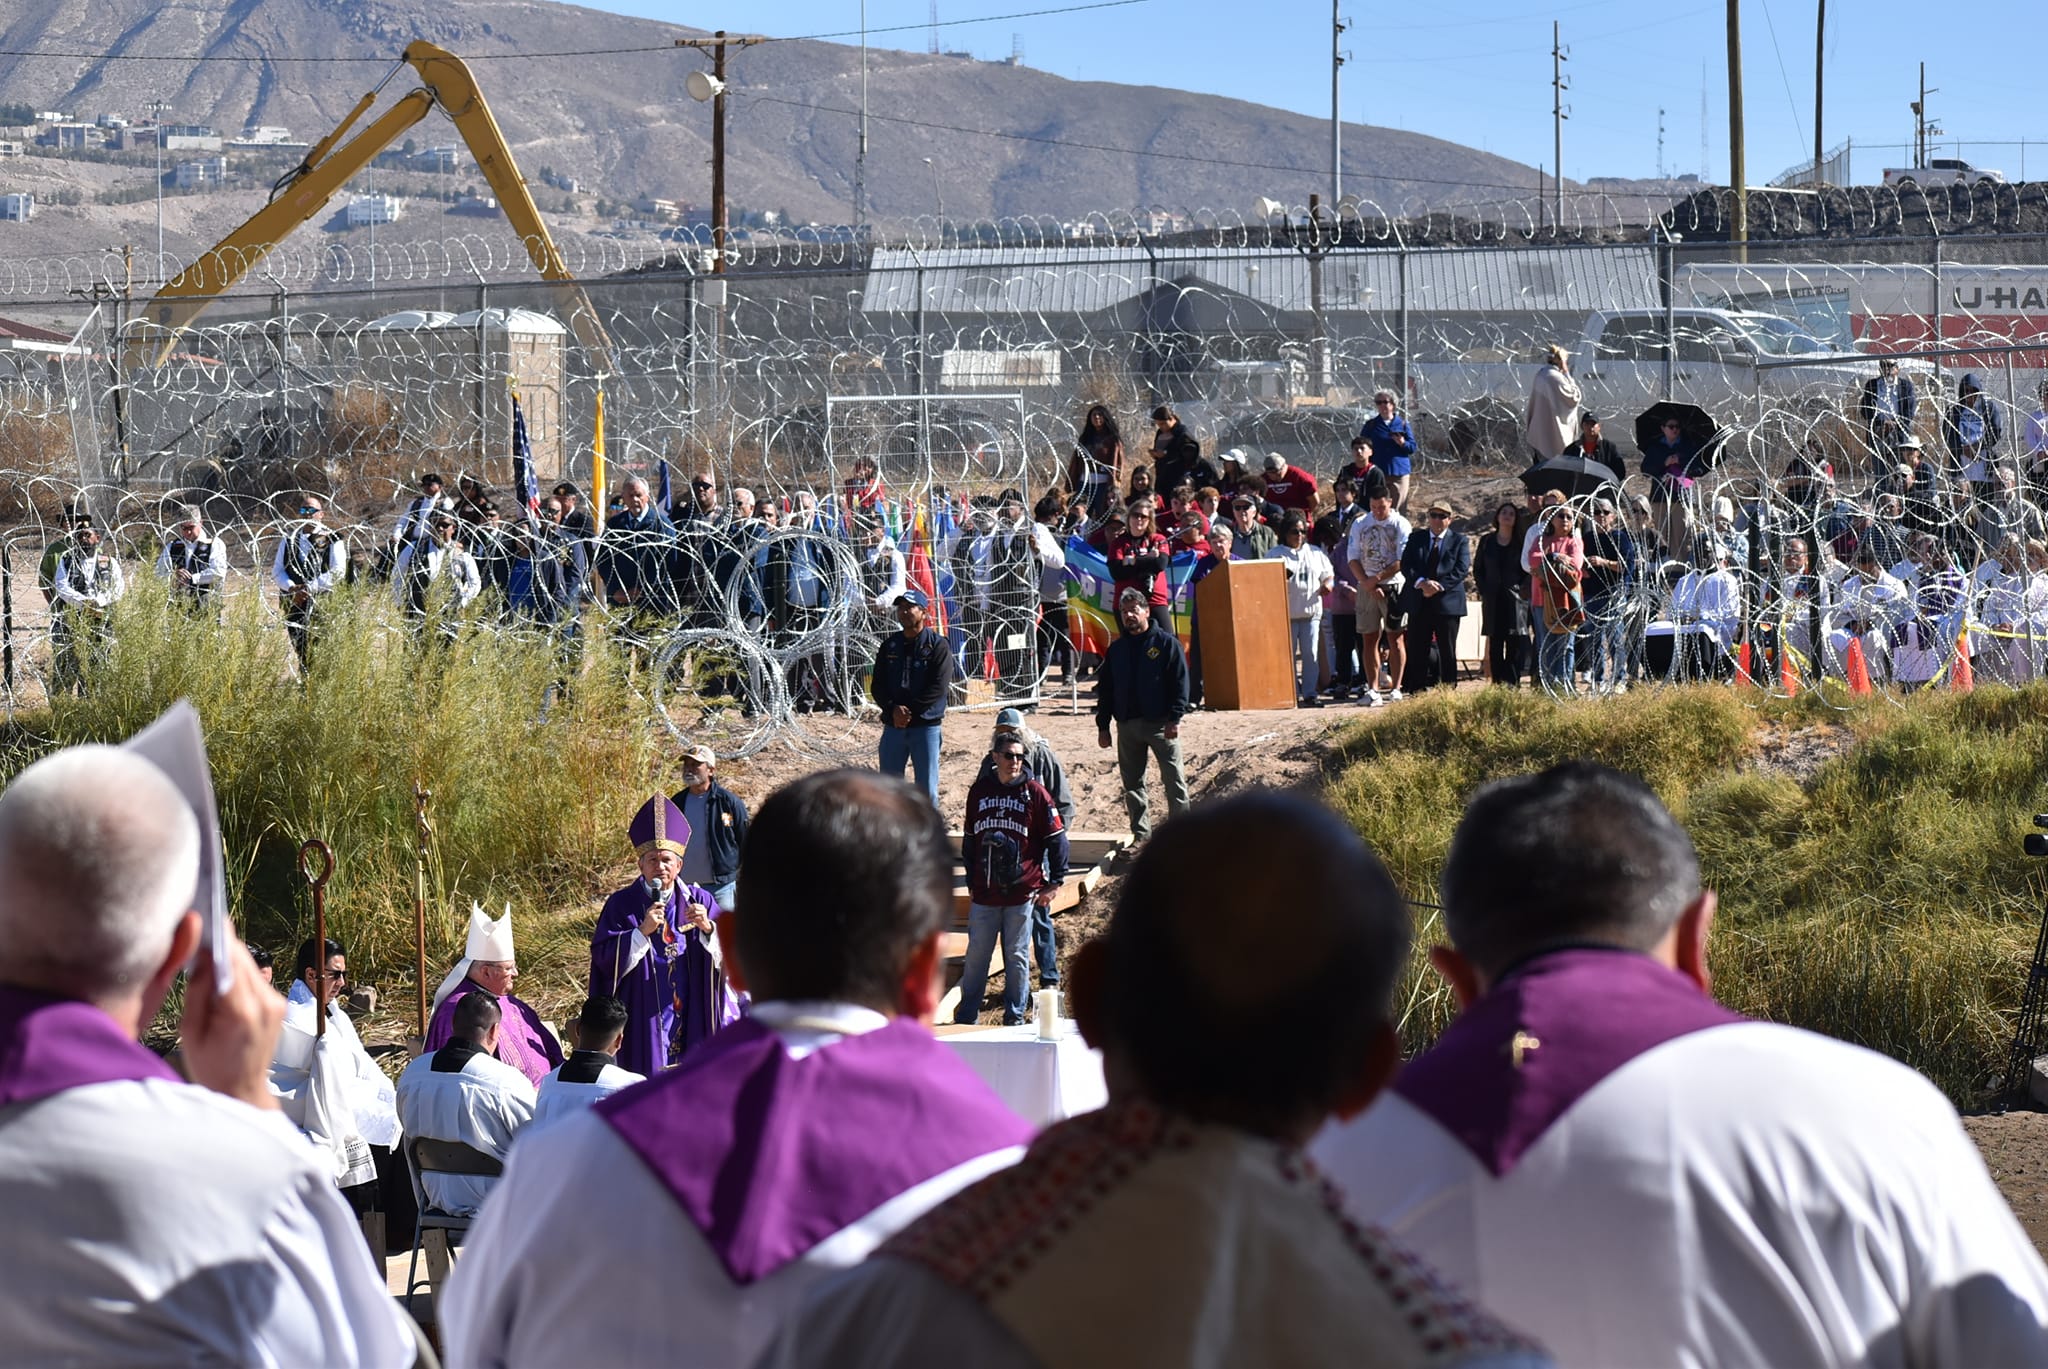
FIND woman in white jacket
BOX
[1522,344,1583,462]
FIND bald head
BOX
[1100,792,1411,1137]
[0,747,199,1000]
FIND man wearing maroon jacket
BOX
[1262,452,1320,516]
[955,739,1069,1026]
[1106,497,1172,608]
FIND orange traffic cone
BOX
[1844,637,1873,696]
[1736,641,1755,687]
[1779,645,1800,696]
[1952,633,1975,693]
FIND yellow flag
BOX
[591,388,608,534]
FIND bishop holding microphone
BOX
[589,794,744,1076]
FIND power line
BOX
[0,0,1150,65]
[1755,0,1807,154]
[735,89,1578,196]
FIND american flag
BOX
[511,390,541,527]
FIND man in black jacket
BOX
[1095,589,1191,847]
[1399,503,1472,692]
[870,589,954,804]
[1576,414,1628,483]
[669,744,750,909]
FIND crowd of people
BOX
[4,724,2046,1366]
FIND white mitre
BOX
[431,902,515,1015]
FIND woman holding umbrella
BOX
[1474,500,1531,686]
[1640,409,1708,561]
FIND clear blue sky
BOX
[592,0,2048,185]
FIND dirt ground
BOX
[1963,1112,2048,1259]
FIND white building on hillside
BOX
[173,158,227,190]
[346,194,403,227]
[0,194,34,222]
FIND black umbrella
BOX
[1634,400,1734,472]
[1518,454,1622,499]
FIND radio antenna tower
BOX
[928,0,940,55]
[1699,61,1710,180]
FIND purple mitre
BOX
[629,793,690,856]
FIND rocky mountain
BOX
[0,0,1547,237]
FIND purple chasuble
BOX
[0,985,179,1107]
[597,1015,1031,1285]
[1396,947,1745,1177]
[424,979,564,1088]
[589,879,739,1077]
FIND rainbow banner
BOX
[1063,535,1199,655]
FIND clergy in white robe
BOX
[1313,763,2048,1369]
[443,771,1034,1369]
[0,745,411,1366]
[531,993,644,1128]
[396,991,536,1217]
[271,935,402,1187]
[758,792,1549,1369]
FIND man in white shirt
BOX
[0,745,410,1366]
[760,792,1548,1369]
[1345,489,1412,704]
[1269,511,1334,707]
[392,512,483,621]
[532,994,644,1128]
[1314,762,2048,1369]
[395,992,536,1218]
[393,472,450,550]
[272,934,402,1191]
[51,519,124,691]
[443,770,1031,1369]
[154,504,229,610]
[271,494,348,669]
[1832,547,1912,681]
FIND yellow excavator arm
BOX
[128,41,617,375]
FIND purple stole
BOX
[1395,946,1744,1176]
[425,979,564,1088]
[0,985,179,1107]
[597,1015,1030,1285]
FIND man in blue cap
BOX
[589,794,743,1075]
[870,588,953,804]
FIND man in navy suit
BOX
[1399,502,1471,692]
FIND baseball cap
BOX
[681,743,716,765]
[894,587,928,608]
[1220,447,1249,466]
[993,707,1025,730]
[1426,501,1453,517]
[1263,452,1287,472]
[1898,434,1923,450]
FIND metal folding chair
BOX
[402,1135,504,1317]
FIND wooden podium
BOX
[1194,559,1296,710]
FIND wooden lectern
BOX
[1193,559,1296,711]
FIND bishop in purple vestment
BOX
[423,904,564,1087]
[590,794,743,1076]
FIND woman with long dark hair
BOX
[1472,501,1529,686]
[1068,405,1125,524]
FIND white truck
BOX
[1882,158,2008,188]
[1409,306,1935,424]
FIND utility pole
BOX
[1911,62,1940,170]
[1658,107,1666,180]
[1812,0,1825,185]
[855,0,868,233]
[1332,1,1347,205]
[1726,0,1746,261]
[1551,22,1569,230]
[147,99,168,285]
[676,31,767,275]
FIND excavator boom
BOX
[129,41,617,377]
